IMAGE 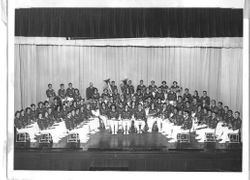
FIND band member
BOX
[136,80,146,94]
[101,88,110,102]
[86,82,95,100]
[58,83,66,100]
[66,82,74,98]
[170,81,181,93]
[210,100,218,113]
[143,88,152,101]
[112,88,120,104]
[201,99,209,110]
[208,111,218,129]
[217,102,225,118]
[47,107,55,127]
[30,104,37,120]
[155,88,164,101]
[37,112,46,131]
[230,111,241,131]
[183,88,192,102]
[181,111,193,130]
[64,111,73,131]
[191,98,199,113]
[148,80,157,93]
[36,102,44,116]
[19,109,25,127]
[73,88,82,102]
[124,88,131,102]
[46,83,56,99]
[176,96,184,110]
[134,104,146,133]
[168,110,184,142]
[43,111,51,128]
[183,101,192,114]
[192,90,200,104]
[121,104,132,134]
[127,80,135,94]
[110,81,118,93]
[108,104,120,134]
[14,111,22,129]
[159,81,168,94]
[24,107,32,126]
[200,91,210,106]
[74,108,81,126]
[167,88,177,102]
[54,105,63,122]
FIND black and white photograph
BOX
[1,0,250,179]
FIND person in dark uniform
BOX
[201,99,209,110]
[73,88,82,102]
[121,104,132,134]
[37,102,45,116]
[183,88,192,102]
[195,105,203,124]
[209,111,218,129]
[37,112,45,131]
[176,96,184,111]
[200,91,210,106]
[54,105,63,122]
[64,111,73,132]
[74,108,81,126]
[148,80,157,93]
[143,87,152,101]
[226,110,235,126]
[167,89,177,102]
[91,88,99,102]
[58,83,66,100]
[85,82,95,100]
[110,81,118,93]
[159,103,171,119]
[47,107,55,127]
[66,82,74,98]
[134,103,146,133]
[192,90,200,104]
[46,83,56,99]
[136,80,146,94]
[24,107,32,126]
[171,81,181,93]
[124,88,131,102]
[217,102,225,119]
[191,98,199,113]
[231,111,241,131]
[30,104,37,121]
[108,104,120,134]
[210,100,219,114]
[14,111,22,129]
[127,80,135,94]
[159,81,168,94]
[19,109,25,128]
[181,111,193,130]
[183,101,192,114]
[155,88,164,101]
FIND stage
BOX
[14,131,242,171]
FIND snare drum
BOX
[205,132,216,142]
[177,133,190,143]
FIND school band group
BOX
[14,79,242,143]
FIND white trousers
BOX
[122,119,131,134]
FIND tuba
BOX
[104,78,113,95]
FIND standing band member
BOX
[86,82,95,100]
[46,83,56,104]
[136,80,146,94]
[58,83,66,100]
[134,104,146,134]
[108,104,120,134]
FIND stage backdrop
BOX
[14,37,242,113]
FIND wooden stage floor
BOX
[14,131,242,171]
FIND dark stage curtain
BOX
[15,8,243,38]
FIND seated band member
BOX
[37,112,46,131]
[92,88,100,101]
[147,103,160,132]
[73,88,82,102]
[66,82,74,99]
[24,107,32,126]
[134,103,146,134]
[200,91,210,106]
[159,81,168,94]
[170,81,181,93]
[110,81,118,94]
[148,80,157,93]
[14,111,22,129]
[108,104,120,134]
[183,88,192,103]
[58,83,66,100]
[128,80,135,95]
[136,80,146,94]
[86,82,95,100]
[167,88,177,103]
[54,105,63,122]
[121,104,132,134]
[192,90,200,104]
[46,83,56,102]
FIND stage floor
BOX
[14,131,242,171]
